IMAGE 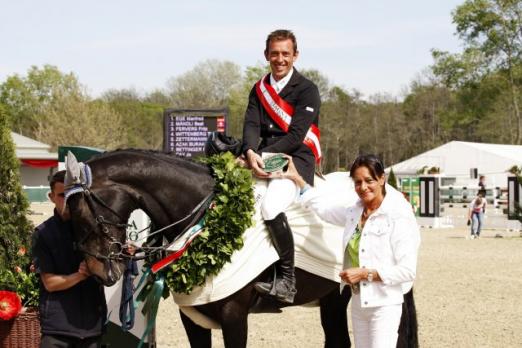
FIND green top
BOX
[346,225,362,268]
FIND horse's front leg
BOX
[397,289,419,348]
[220,299,249,348]
[319,287,352,348]
[179,308,212,348]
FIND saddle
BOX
[172,172,357,306]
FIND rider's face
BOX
[264,39,298,81]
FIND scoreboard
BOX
[163,108,227,158]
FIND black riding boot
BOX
[254,212,297,303]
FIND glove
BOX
[467,219,471,226]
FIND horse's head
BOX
[65,152,134,286]
[64,149,215,286]
[66,186,133,286]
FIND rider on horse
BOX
[242,29,321,303]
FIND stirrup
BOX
[254,265,278,295]
[254,280,296,304]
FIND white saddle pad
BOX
[172,172,357,306]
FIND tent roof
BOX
[11,132,58,160]
[388,141,522,176]
[462,141,522,162]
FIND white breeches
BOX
[351,293,403,348]
[261,178,299,220]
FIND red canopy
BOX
[21,159,58,168]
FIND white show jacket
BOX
[301,183,420,308]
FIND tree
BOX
[166,59,242,109]
[0,105,33,271]
[319,86,367,172]
[468,70,519,142]
[34,92,126,150]
[364,93,409,166]
[387,168,398,189]
[432,0,522,143]
[300,68,331,101]
[0,65,83,138]
[227,64,268,138]
[101,88,165,149]
[144,88,171,106]
[402,81,455,150]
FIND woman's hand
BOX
[339,268,367,284]
[272,155,308,189]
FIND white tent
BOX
[13,132,57,159]
[12,132,58,187]
[388,141,522,188]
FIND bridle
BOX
[75,187,132,261]
[74,185,213,262]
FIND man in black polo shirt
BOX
[32,171,107,348]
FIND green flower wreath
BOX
[164,152,255,294]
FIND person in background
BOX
[32,170,107,348]
[468,191,487,239]
[279,154,420,348]
[478,175,486,190]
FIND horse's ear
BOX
[65,151,82,187]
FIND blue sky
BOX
[0,0,464,99]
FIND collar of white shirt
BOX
[270,68,294,94]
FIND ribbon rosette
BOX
[0,290,22,320]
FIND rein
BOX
[76,185,214,262]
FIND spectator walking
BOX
[468,192,487,239]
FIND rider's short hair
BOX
[50,170,66,192]
[265,29,298,54]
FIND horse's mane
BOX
[87,148,211,173]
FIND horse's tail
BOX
[397,288,419,348]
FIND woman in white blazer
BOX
[278,154,420,348]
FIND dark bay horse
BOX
[65,149,417,348]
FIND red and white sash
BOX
[255,74,322,163]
